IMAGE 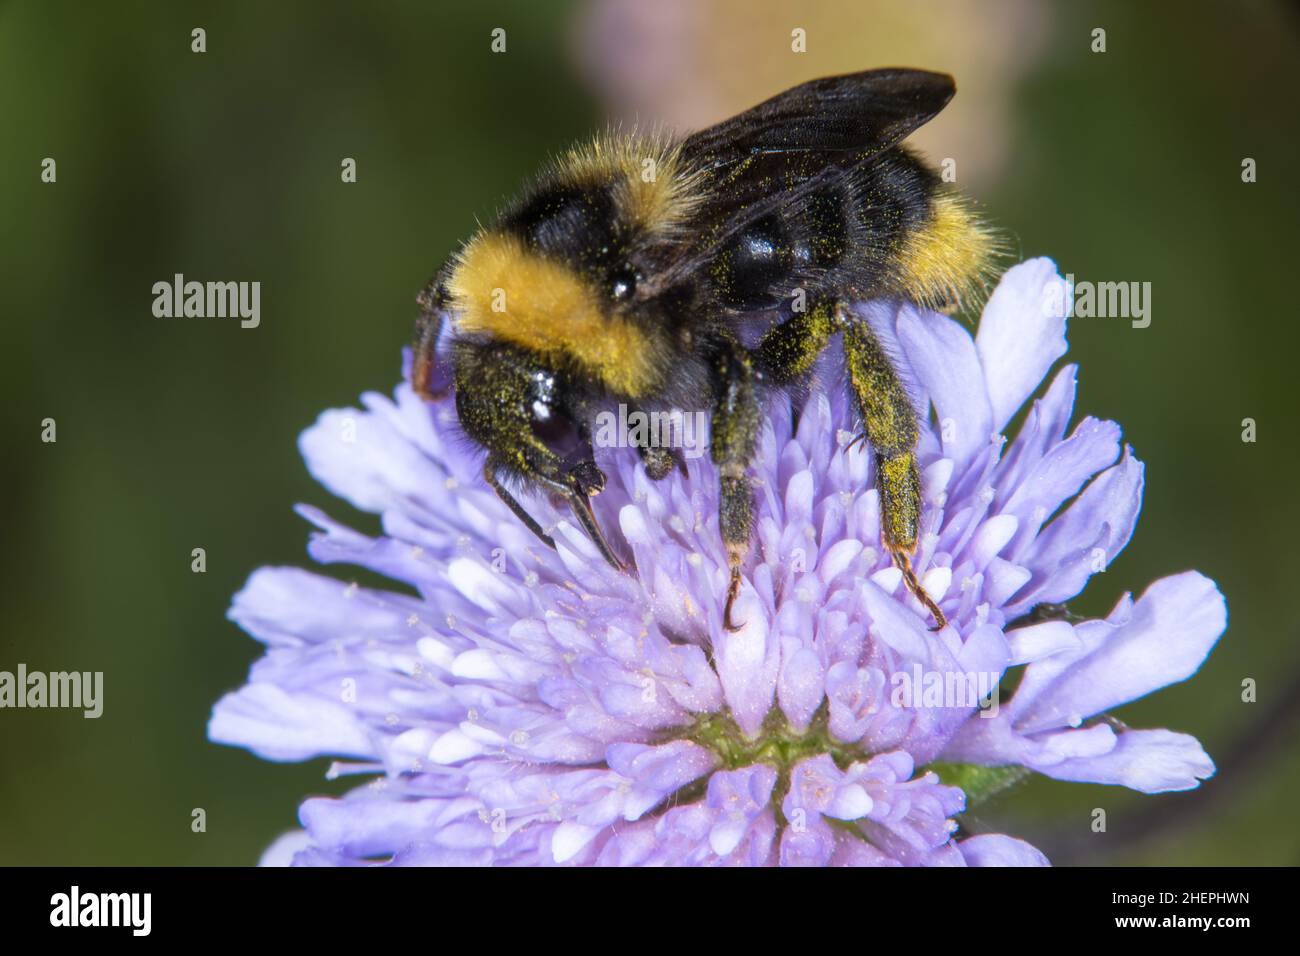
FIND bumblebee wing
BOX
[681,68,954,167]
[659,69,954,284]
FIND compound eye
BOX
[610,266,638,302]
[528,373,582,457]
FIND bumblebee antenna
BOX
[412,279,451,401]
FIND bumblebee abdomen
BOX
[706,145,993,315]
[861,147,996,311]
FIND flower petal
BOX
[976,257,1069,431]
[959,833,1051,867]
[1038,728,1215,793]
[897,304,995,466]
[1013,572,1227,733]
[209,683,373,762]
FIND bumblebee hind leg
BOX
[841,307,946,631]
[715,302,946,631]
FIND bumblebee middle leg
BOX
[708,308,835,631]
[841,307,946,630]
[709,338,762,631]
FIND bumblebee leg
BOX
[637,443,681,480]
[531,466,627,572]
[483,460,557,550]
[620,403,689,479]
[564,486,627,571]
[413,278,451,400]
[483,456,628,570]
[752,300,837,384]
[841,308,947,631]
[709,341,761,631]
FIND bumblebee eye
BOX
[531,405,582,457]
[528,373,583,456]
[610,266,638,302]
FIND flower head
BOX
[210,258,1226,866]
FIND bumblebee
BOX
[412,69,995,632]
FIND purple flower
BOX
[210,258,1226,866]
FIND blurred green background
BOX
[2,0,1297,865]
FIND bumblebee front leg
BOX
[483,450,626,571]
[709,341,762,631]
[482,459,555,550]
[841,309,947,631]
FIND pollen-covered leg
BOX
[842,309,947,631]
[752,301,837,384]
[636,441,684,481]
[709,342,761,631]
[880,454,948,630]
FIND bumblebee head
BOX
[451,339,592,480]
[419,131,703,571]
[450,337,622,566]
[440,131,699,400]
